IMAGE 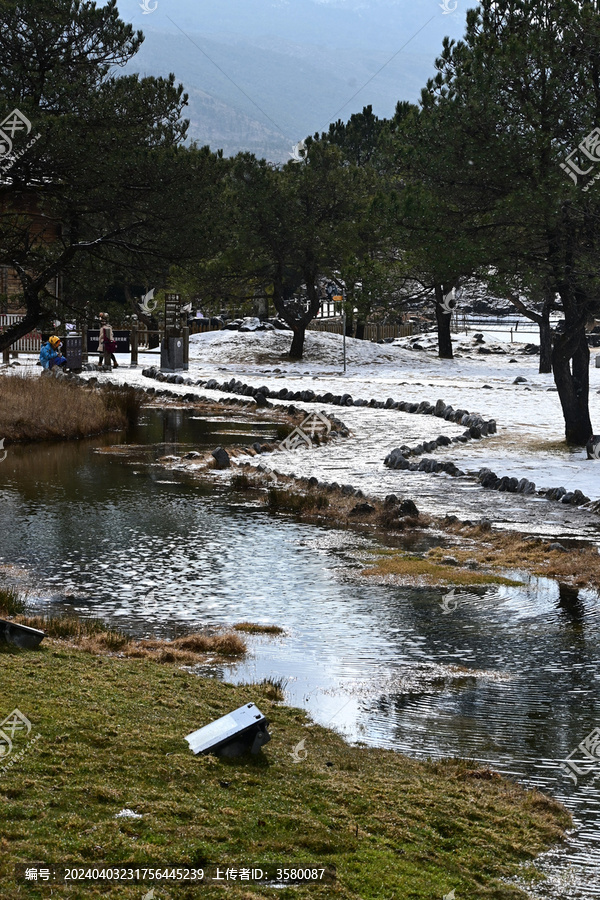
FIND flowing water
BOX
[1,407,599,898]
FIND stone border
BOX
[384,453,591,508]
[140,369,497,456]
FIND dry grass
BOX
[1,609,247,663]
[0,374,142,442]
[233,622,285,635]
[437,522,600,591]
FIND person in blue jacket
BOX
[39,335,67,371]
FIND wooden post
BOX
[2,347,9,365]
[81,324,88,364]
[130,319,139,367]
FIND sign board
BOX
[64,334,82,370]
[165,293,182,331]
[87,330,130,353]
[185,702,271,757]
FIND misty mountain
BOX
[121,0,466,160]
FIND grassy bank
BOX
[0,642,569,900]
[0,374,143,442]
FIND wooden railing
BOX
[309,319,414,340]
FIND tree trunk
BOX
[552,326,592,444]
[289,326,305,359]
[434,284,453,359]
[539,307,552,374]
[355,319,365,340]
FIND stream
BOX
[1,406,600,898]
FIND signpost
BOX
[161,293,186,372]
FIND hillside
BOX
[120,0,466,160]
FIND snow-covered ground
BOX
[6,328,600,539]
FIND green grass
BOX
[361,551,524,587]
[0,645,569,899]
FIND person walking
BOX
[39,335,67,372]
[98,313,118,368]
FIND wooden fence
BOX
[309,319,413,341]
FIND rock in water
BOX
[212,447,230,469]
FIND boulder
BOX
[398,499,419,517]
[212,447,230,469]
